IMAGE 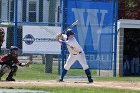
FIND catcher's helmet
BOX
[10,46,18,51]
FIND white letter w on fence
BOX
[72,8,108,50]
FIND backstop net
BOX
[0,0,118,81]
[61,0,118,77]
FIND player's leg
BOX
[0,67,5,80]
[6,65,18,81]
[59,55,76,82]
[78,54,93,83]
[85,69,93,83]
[0,64,11,80]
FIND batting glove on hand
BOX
[56,33,63,40]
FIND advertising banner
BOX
[22,26,61,54]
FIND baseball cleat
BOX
[6,77,15,81]
[58,79,64,82]
[88,79,93,83]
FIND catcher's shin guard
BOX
[0,65,7,80]
[85,69,93,83]
[6,72,16,81]
[0,70,5,80]
[6,66,18,81]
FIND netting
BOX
[0,0,62,80]
[0,0,118,81]
[61,0,118,77]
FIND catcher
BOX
[0,46,30,81]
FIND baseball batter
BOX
[58,29,93,83]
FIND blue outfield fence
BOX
[62,0,118,72]
[0,0,118,77]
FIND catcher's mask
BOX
[10,46,19,58]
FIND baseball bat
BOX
[56,20,80,39]
[63,20,80,33]
[43,20,79,37]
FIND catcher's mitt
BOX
[25,61,33,67]
[19,61,33,67]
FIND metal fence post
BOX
[60,0,67,74]
[45,54,53,73]
[14,0,18,46]
[113,0,118,77]
[42,54,46,64]
[58,54,61,75]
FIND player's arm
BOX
[0,56,7,62]
[57,34,75,50]
[13,58,30,67]
[58,39,69,45]
[58,39,66,43]
[59,39,75,50]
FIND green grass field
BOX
[0,86,140,93]
[15,64,140,81]
[0,63,140,93]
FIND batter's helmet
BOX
[67,29,73,32]
[66,29,74,37]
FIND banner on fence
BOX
[65,0,116,70]
[22,26,61,54]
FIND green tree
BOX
[118,0,139,19]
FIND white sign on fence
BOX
[22,26,61,54]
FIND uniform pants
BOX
[0,64,18,78]
[64,53,89,70]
